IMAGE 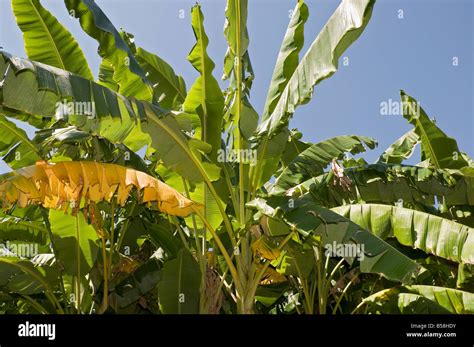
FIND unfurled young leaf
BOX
[262,0,309,120]
[222,0,253,82]
[184,5,224,161]
[252,0,375,191]
[256,0,375,139]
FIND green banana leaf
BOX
[97,58,118,91]
[121,30,187,110]
[65,0,153,101]
[119,215,182,258]
[280,130,310,166]
[248,196,421,283]
[282,163,474,207]
[110,258,162,311]
[256,0,375,139]
[272,135,376,195]
[184,5,224,162]
[377,129,420,165]
[277,240,314,279]
[252,0,375,190]
[400,90,468,169]
[12,0,93,80]
[0,115,43,169]
[262,0,308,120]
[0,51,218,184]
[457,263,474,290]
[360,285,474,314]
[222,0,253,83]
[0,256,58,295]
[62,274,93,313]
[333,204,474,264]
[157,249,201,314]
[0,214,48,244]
[136,47,186,110]
[48,209,99,276]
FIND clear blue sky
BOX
[0,0,472,174]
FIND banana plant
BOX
[0,0,472,315]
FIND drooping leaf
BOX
[272,135,377,195]
[262,0,308,120]
[0,115,43,169]
[400,90,469,169]
[377,129,420,165]
[65,0,153,100]
[360,285,474,314]
[12,0,93,80]
[333,204,474,264]
[0,256,59,295]
[0,213,48,244]
[33,124,151,174]
[36,125,90,145]
[157,249,201,314]
[249,196,421,283]
[0,51,218,184]
[48,209,99,276]
[284,163,474,208]
[0,161,201,217]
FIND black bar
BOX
[0,314,472,346]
